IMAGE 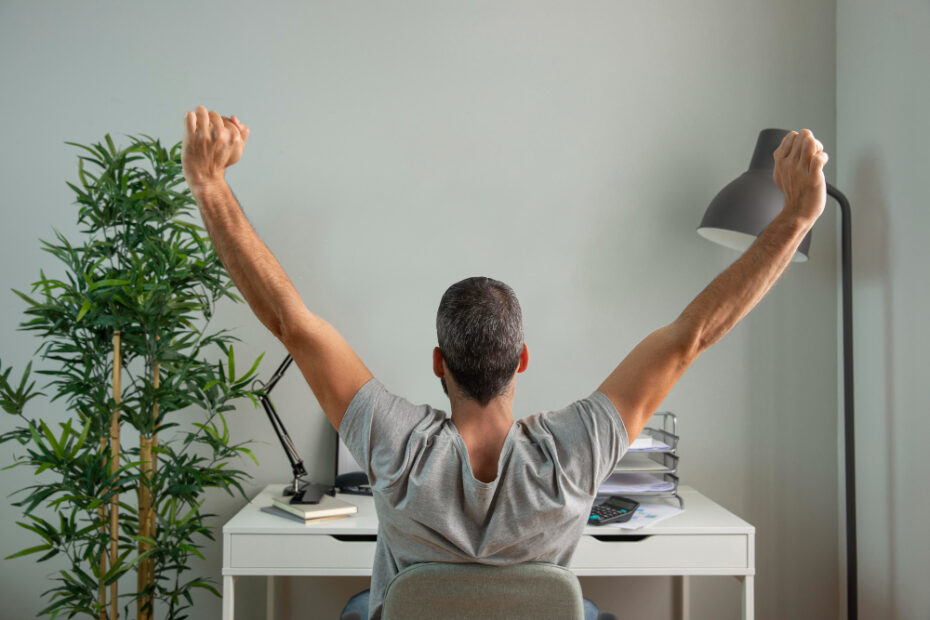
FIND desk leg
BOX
[738,575,754,620]
[223,575,236,620]
[672,576,690,620]
[266,576,275,619]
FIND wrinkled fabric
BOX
[340,379,628,619]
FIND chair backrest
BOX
[380,561,585,620]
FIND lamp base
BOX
[283,481,332,504]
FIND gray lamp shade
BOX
[697,128,812,262]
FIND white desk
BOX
[222,485,754,620]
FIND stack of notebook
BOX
[262,493,358,523]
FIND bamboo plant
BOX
[0,135,263,619]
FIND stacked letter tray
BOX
[601,411,683,508]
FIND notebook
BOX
[270,493,358,521]
[260,505,351,524]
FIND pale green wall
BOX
[837,1,930,618]
[0,2,839,618]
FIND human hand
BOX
[181,105,250,191]
[773,129,829,223]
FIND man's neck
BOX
[447,390,516,483]
[449,395,515,437]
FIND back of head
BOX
[436,277,524,406]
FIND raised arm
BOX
[181,106,372,429]
[598,129,829,441]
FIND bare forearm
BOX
[680,210,815,353]
[192,181,306,340]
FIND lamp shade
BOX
[698,128,811,262]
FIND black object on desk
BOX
[289,483,332,504]
[335,472,373,496]
[589,496,640,525]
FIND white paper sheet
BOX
[597,472,675,494]
[601,500,685,530]
[628,435,672,451]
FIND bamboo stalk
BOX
[137,356,159,620]
[98,435,108,620]
[148,372,159,620]
[147,358,160,619]
[109,331,121,620]
[137,436,152,620]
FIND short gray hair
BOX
[436,277,524,406]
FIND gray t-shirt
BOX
[340,378,628,619]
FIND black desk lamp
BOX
[698,128,857,620]
[253,354,330,503]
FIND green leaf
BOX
[39,420,63,459]
[10,288,40,308]
[240,352,264,384]
[238,447,259,466]
[187,579,221,598]
[75,298,92,322]
[64,141,104,165]
[227,346,235,385]
[178,543,205,559]
[15,519,55,544]
[87,278,130,292]
[132,535,158,547]
[72,420,90,454]
[6,543,52,559]
[27,422,44,450]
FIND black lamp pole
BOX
[254,355,308,496]
[833,183,857,620]
[254,354,330,503]
[698,129,857,620]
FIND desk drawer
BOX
[229,534,376,569]
[571,534,749,570]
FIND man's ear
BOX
[517,343,529,373]
[433,347,445,378]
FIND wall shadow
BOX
[849,150,894,618]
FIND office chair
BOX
[378,561,617,620]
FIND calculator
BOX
[588,495,640,525]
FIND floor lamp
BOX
[696,128,857,620]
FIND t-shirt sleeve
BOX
[534,390,629,495]
[339,378,435,489]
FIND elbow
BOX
[276,317,307,348]
[269,320,287,343]
[274,306,321,349]
[672,313,705,366]
[267,308,290,344]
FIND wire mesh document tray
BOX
[605,412,683,508]
[630,412,679,453]
[614,451,679,475]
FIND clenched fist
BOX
[773,128,829,223]
[182,105,250,191]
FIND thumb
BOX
[230,115,250,141]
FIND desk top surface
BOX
[224,485,753,537]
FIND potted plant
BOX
[0,134,262,619]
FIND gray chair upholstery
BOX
[380,561,587,620]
